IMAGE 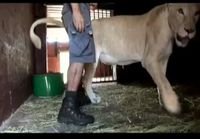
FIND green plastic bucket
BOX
[33,73,65,98]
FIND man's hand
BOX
[71,3,84,33]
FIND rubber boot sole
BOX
[57,116,93,126]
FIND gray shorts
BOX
[62,3,96,64]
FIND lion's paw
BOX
[88,93,101,104]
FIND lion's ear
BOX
[166,3,173,11]
[167,3,173,6]
[167,3,173,7]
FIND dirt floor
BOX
[1,81,200,133]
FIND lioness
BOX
[30,3,200,114]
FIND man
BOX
[57,3,98,126]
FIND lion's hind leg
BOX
[83,63,101,104]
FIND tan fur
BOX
[30,3,200,114]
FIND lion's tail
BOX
[30,17,63,49]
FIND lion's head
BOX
[167,3,200,47]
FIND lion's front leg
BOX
[157,58,169,107]
[83,63,101,104]
[142,59,181,114]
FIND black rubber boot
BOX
[64,84,91,107]
[77,86,91,107]
[57,91,94,126]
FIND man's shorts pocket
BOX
[70,34,92,56]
